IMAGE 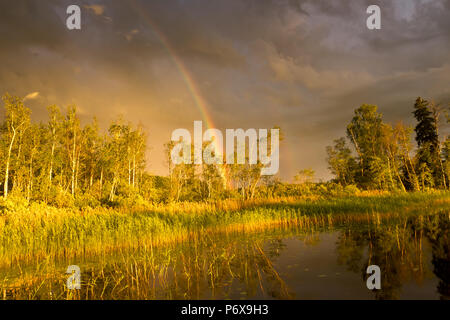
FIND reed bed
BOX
[2,212,445,300]
[0,191,448,267]
[0,193,448,300]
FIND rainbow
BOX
[128,0,230,186]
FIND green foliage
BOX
[413,97,439,150]
[325,98,448,191]
[74,193,101,209]
[346,104,387,189]
[46,186,75,208]
[326,138,356,186]
[413,97,443,188]
[0,93,148,206]
[0,92,448,210]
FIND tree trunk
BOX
[71,128,77,197]
[89,167,94,188]
[99,168,103,199]
[4,128,16,199]
[49,142,55,183]
[109,178,117,201]
[132,155,136,188]
[27,157,34,202]
[75,150,80,194]
[349,127,364,177]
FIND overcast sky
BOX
[1,0,449,180]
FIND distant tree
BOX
[46,105,63,186]
[346,104,385,189]
[443,107,450,187]
[413,97,440,188]
[294,168,315,184]
[1,94,30,199]
[107,118,132,201]
[80,118,102,191]
[164,140,196,201]
[61,106,83,197]
[226,126,282,200]
[326,137,356,186]
[381,124,406,191]
[429,101,448,189]
[393,122,420,191]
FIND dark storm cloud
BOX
[0,0,448,179]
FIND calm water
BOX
[1,213,449,300]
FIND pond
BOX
[1,212,449,300]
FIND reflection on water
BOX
[0,212,449,300]
[424,213,450,299]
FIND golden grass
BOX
[0,191,448,268]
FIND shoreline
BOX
[0,191,448,266]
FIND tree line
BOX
[0,93,147,206]
[0,93,279,206]
[1,93,448,208]
[326,97,449,191]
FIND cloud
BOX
[0,0,448,180]
[125,29,139,41]
[23,91,40,101]
[84,4,106,16]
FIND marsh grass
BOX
[0,191,449,268]
[1,211,447,300]
[1,226,316,300]
[0,197,449,300]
